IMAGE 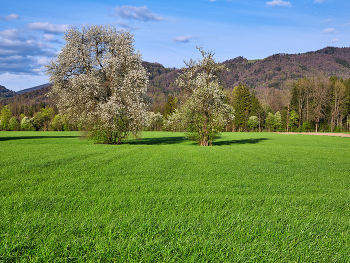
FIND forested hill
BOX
[0,85,16,99]
[220,46,350,91]
[147,46,350,95]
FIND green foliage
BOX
[301,121,312,132]
[334,57,350,69]
[265,111,282,131]
[164,95,177,118]
[265,112,275,131]
[288,110,299,131]
[250,90,263,118]
[20,117,35,131]
[247,115,259,131]
[1,131,350,261]
[232,84,251,131]
[0,105,11,130]
[274,111,282,131]
[9,116,20,131]
[32,108,54,131]
[51,114,64,131]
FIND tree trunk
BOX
[287,104,290,132]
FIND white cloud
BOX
[0,28,56,75]
[321,18,333,23]
[173,35,197,44]
[115,20,141,30]
[314,0,327,3]
[266,0,292,7]
[0,14,20,21]
[322,28,335,34]
[331,38,340,42]
[114,5,164,22]
[0,28,26,40]
[0,38,55,57]
[42,34,61,43]
[27,22,69,34]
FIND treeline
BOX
[0,106,77,131]
[1,76,350,133]
[146,76,350,133]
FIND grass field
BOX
[1,131,350,262]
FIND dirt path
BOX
[277,132,350,137]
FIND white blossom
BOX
[46,25,150,144]
[164,47,234,146]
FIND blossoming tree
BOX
[46,25,151,144]
[164,47,234,146]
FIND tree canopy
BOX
[46,25,151,144]
[165,47,234,146]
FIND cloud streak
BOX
[266,0,292,7]
[114,5,164,22]
[27,22,69,34]
[0,14,20,21]
[173,35,197,43]
[321,18,333,23]
[115,20,141,30]
[322,28,335,34]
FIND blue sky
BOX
[0,0,349,92]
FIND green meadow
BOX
[1,131,350,262]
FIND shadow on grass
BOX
[212,138,270,146]
[0,136,79,142]
[127,136,186,145]
[127,137,270,146]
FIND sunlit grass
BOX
[1,131,350,261]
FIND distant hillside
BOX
[16,83,52,95]
[220,46,350,91]
[146,46,350,96]
[0,85,16,99]
[0,85,56,116]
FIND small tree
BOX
[164,95,177,120]
[51,114,64,131]
[265,111,282,131]
[0,106,11,130]
[232,84,251,131]
[9,117,20,131]
[165,47,234,146]
[21,116,34,131]
[146,112,163,131]
[248,116,259,131]
[274,111,282,131]
[46,25,151,144]
[288,110,299,131]
[265,112,275,132]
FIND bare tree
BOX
[311,76,329,132]
[330,80,346,132]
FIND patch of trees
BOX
[289,76,350,132]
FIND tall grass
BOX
[1,131,350,261]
